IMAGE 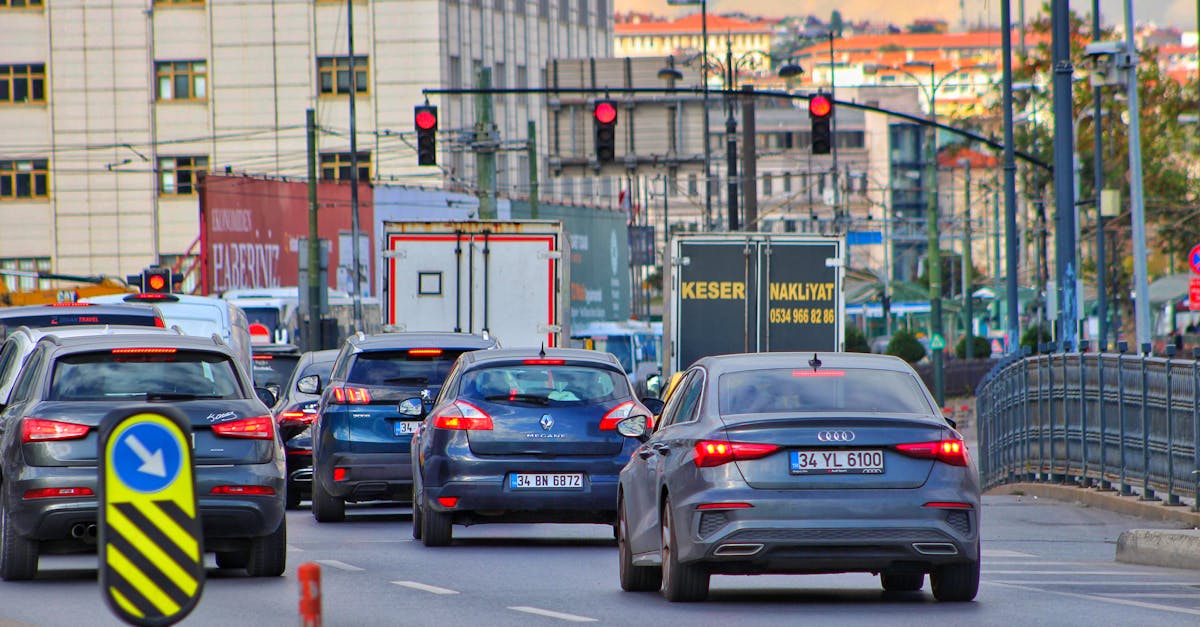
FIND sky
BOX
[614,1,1197,31]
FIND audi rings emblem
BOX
[817,430,855,442]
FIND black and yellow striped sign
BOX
[98,407,204,627]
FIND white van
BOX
[82,293,254,376]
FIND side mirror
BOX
[297,374,321,395]
[266,383,281,400]
[254,387,277,408]
[616,415,649,441]
[645,374,663,397]
[640,397,665,417]
[397,397,425,417]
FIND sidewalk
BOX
[954,396,1200,570]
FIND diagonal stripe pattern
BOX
[104,499,203,621]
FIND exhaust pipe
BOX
[713,543,764,557]
[84,524,98,541]
[912,542,959,555]
[70,523,87,539]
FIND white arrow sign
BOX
[124,434,166,478]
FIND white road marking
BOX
[508,606,598,623]
[985,570,1162,576]
[991,580,1200,586]
[988,582,1200,617]
[982,549,1036,558]
[287,545,303,552]
[1104,593,1200,599]
[392,581,460,595]
[315,559,364,572]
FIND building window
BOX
[155,61,207,101]
[0,257,50,292]
[448,56,462,90]
[516,65,529,108]
[317,56,368,96]
[762,173,773,197]
[538,0,549,19]
[783,172,792,193]
[154,0,204,5]
[838,131,866,149]
[576,0,587,27]
[0,64,46,104]
[158,156,208,195]
[0,159,49,200]
[319,152,371,182]
[559,0,569,22]
[687,173,698,196]
[0,0,44,7]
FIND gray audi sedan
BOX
[615,352,980,602]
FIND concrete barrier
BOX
[1116,529,1200,571]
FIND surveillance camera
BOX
[1085,41,1125,58]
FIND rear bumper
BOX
[672,487,979,573]
[317,452,413,502]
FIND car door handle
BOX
[637,447,656,460]
[651,443,670,455]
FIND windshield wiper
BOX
[484,393,550,405]
[146,392,226,402]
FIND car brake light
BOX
[791,370,845,377]
[22,418,90,443]
[409,348,443,356]
[523,358,566,365]
[696,502,753,510]
[599,400,655,431]
[693,440,780,468]
[331,386,371,404]
[23,487,94,499]
[211,416,274,439]
[924,501,973,509]
[432,400,494,430]
[333,468,347,481]
[895,439,969,467]
[210,485,276,496]
[279,410,315,424]
[112,347,177,354]
[254,355,274,361]
[48,302,92,307]
[437,497,458,508]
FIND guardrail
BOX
[975,344,1200,509]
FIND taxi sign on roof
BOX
[98,407,204,627]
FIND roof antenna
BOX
[539,343,546,358]
[809,353,822,371]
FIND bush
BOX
[954,335,992,359]
[1020,324,1052,354]
[886,329,927,363]
[845,326,871,353]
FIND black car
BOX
[0,302,164,339]
[0,333,286,580]
[251,343,302,399]
[411,347,661,546]
[310,332,497,522]
[273,349,339,509]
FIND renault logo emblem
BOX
[540,414,554,431]
[817,430,855,442]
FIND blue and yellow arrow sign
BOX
[98,407,204,627]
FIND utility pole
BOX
[306,109,320,352]
[1123,0,1152,352]
[724,41,738,231]
[1002,0,1022,354]
[476,68,497,220]
[701,0,712,230]
[924,67,944,406]
[741,84,757,231]
[1051,0,1078,351]
[963,160,974,358]
[1093,0,1108,349]
[829,32,840,216]
[347,0,364,332]
[527,120,539,219]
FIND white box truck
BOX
[382,221,569,348]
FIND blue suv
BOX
[309,332,497,522]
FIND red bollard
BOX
[299,562,322,627]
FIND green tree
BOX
[886,329,927,363]
[954,335,992,359]
[830,11,844,37]
[845,325,871,353]
[1020,324,1053,353]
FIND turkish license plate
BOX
[509,473,585,489]
[790,450,884,475]
[394,421,420,436]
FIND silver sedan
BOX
[615,352,980,602]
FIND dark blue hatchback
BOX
[411,347,656,546]
[310,332,497,522]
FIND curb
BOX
[1116,529,1200,570]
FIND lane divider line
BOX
[314,559,364,572]
[392,581,460,595]
[987,581,1200,617]
[508,606,598,623]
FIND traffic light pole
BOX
[306,109,321,353]
[528,120,539,219]
[741,85,757,230]
[476,68,497,220]
[925,79,944,407]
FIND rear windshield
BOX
[0,312,160,338]
[460,364,630,404]
[298,359,335,381]
[50,350,243,401]
[718,368,932,415]
[347,350,467,388]
[251,354,300,388]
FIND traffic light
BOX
[128,267,176,294]
[809,93,833,155]
[415,105,438,166]
[592,100,618,163]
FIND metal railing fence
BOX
[975,347,1200,509]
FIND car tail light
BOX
[432,400,493,430]
[696,502,753,510]
[437,497,458,508]
[212,416,274,439]
[409,348,443,357]
[924,501,973,509]
[112,347,177,354]
[331,386,371,404]
[154,317,165,328]
[23,487,94,499]
[210,485,276,496]
[22,418,90,443]
[693,440,780,468]
[523,358,565,365]
[895,439,969,467]
[279,410,315,424]
[599,400,655,431]
[333,468,347,481]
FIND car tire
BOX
[881,572,924,592]
[411,483,423,540]
[659,498,708,602]
[420,492,453,547]
[0,500,38,581]
[245,518,287,577]
[931,554,980,602]
[215,551,249,569]
[618,498,661,592]
[285,482,302,510]
[311,477,345,523]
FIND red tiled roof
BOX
[615,13,773,35]
[794,30,1049,57]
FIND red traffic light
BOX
[593,101,617,125]
[415,108,438,131]
[147,274,166,291]
[809,95,833,118]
